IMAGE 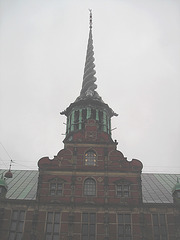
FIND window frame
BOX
[117,213,132,240]
[84,150,97,166]
[49,178,65,197]
[50,182,63,196]
[82,213,96,240]
[45,212,61,240]
[84,178,96,196]
[8,210,25,240]
[152,214,168,240]
[116,184,130,198]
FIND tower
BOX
[37,11,143,240]
[0,11,179,240]
[60,10,117,144]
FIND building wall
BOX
[1,120,180,239]
[0,201,180,240]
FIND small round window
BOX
[85,150,97,166]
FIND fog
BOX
[0,0,180,173]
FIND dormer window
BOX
[85,150,97,166]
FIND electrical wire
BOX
[0,156,8,169]
[0,142,36,170]
[13,161,37,170]
[0,141,12,160]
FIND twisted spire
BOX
[77,10,102,101]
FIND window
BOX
[84,178,96,196]
[50,182,63,196]
[74,110,79,131]
[98,111,103,131]
[82,109,87,129]
[91,109,96,119]
[117,184,130,197]
[85,151,97,166]
[45,212,61,240]
[8,210,25,240]
[118,214,132,240]
[152,214,168,240]
[82,213,96,240]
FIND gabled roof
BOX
[0,169,179,203]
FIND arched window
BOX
[85,150,97,166]
[84,178,96,196]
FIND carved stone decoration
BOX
[48,177,66,184]
[57,156,63,167]
[97,177,103,183]
[85,119,98,141]
[85,131,97,141]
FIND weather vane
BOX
[89,9,92,29]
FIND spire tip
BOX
[89,9,92,29]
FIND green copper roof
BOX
[172,178,180,194]
[0,175,8,190]
[142,173,180,203]
[0,169,38,200]
[0,169,179,203]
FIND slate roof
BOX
[0,169,179,203]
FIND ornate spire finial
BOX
[89,9,92,29]
[76,10,102,102]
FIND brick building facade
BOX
[0,12,180,240]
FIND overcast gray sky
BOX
[0,0,180,173]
